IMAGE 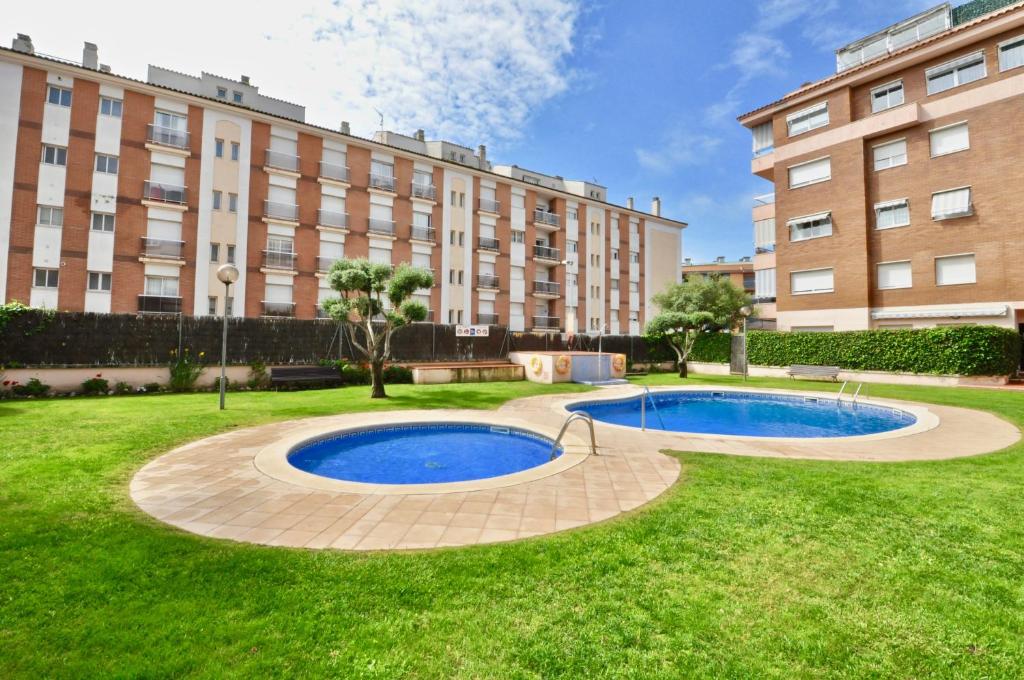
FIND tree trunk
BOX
[678,360,688,378]
[370,359,387,398]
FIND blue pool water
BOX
[569,391,915,438]
[288,423,560,484]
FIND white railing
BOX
[265,149,299,172]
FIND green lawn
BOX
[1,376,1023,678]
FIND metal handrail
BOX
[639,385,667,431]
[851,383,864,404]
[549,411,598,460]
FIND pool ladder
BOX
[639,385,667,431]
[549,411,598,460]
[837,381,864,405]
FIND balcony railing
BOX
[369,173,396,192]
[317,209,348,229]
[146,124,189,150]
[533,209,560,227]
[262,301,295,317]
[533,280,560,295]
[476,274,500,289]
[753,193,775,207]
[479,197,500,213]
[533,244,560,261]
[319,161,350,183]
[478,236,500,252]
[368,218,395,236]
[411,183,436,200]
[317,256,338,273]
[411,225,436,242]
[264,200,298,221]
[143,180,186,205]
[477,313,499,325]
[140,237,184,260]
[263,250,297,270]
[532,315,560,330]
[753,295,777,304]
[754,244,776,254]
[137,295,182,314]
[265,149,299,172]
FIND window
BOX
[458,232,464,246]
[457,270,464,285]
[755,268,777,299]
[95,154,118,174]
[511,230,524,243]
[208,297,217,315]
[629,251,639,264]
[751,121,773,156]
[449,269,455,284]
[788,157,830,188]
[871,81,904,113]
[873,139,907,171]
[926,51,986,95]
[226,245,236,264]
[459,192,465,207]
[228,193,238,213]
[210,243,220,263]
[47,85,71,107]
[212,191,222,210]
[931,187,972,220]
[267,235,294,253]
[875,199,910,230]
[790,268,834,295]
[230,142,240,161]
[215,138,224,158]
[225,297,233,316]
[91,212,115,232]
[145,275,179,297]
[233,91,243,103]
[99,97,122,117]
[789,212,833,241]
[567,208,578,221]
[450,190,457,205]
[929,122,969,157]
[999,35,1024,71]
[38,205,63,227]
[630,281,640,293]
[42,145,67,166]
[568,241,578,253]
[611,249,619,261]
[33,268,59,288]
[216,87,227,99]
[877,261,912,289]
[88,271,112,292]
[935,254,975,286]
[786,102,828,136]
[610,279,619,291]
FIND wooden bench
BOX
[269,365,344,390]
[786,364,841,381]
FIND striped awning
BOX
[871,306,1009,320]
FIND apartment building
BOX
[681,256,755,295]
[0,36,685,335]
[739,0,1024,337]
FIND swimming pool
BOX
[288,423,561,485]
[568,390,916,438]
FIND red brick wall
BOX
[244,121,270,317]
[6,67,46,303]
[110,90,153,313]
[294,131,323,319]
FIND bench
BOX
[787,364,841,381]
[269,365,344,390]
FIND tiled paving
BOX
[130,385,1019,551]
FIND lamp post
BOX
[216,264,239,410]
[739,305,753,382]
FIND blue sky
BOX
[9,0,938,263]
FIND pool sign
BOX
[455,324,490,337]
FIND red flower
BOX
[2,380,9,386]
[96,373,102,378]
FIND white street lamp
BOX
[739,305,753,382]
[216,264,240,410]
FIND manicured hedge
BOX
[688,333,732,364]
[747,326,1021,376]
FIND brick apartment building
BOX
[739,0,1024,340]
[0,36,685,335]
[681,256,755,294]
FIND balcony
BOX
[533,244,560,262]
[137,295,182,314]
[754,244,776,254]
[477,313,499,325]
[479,197,500,214]
[317,256,338,273]
[319,161,350,183]
[265,149,299,172]
[146,124,189,150]
[140,237,184,260]
[369,173,396,193]
[264,200,298,222]
[368,218,395,236]
[753,193,775,207]
[532,315,560,331]
[478,236,500,252]
[411,182,436,201]
[263,250,297,270]
[411,225,436,243]
[533,280,560,296]
[533,209,560,228]
[262,301,295,317]
[143,180,186,205]
[476,274,500,290]
[317,209,348,229]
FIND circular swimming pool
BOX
[288,423,561,485]
[568,390,916,438]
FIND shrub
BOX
[340,363,371,386]
[383,365,414,384]
[168,348,205,392]
[13,377,49,397]
[141,382,162,394]
[247,360,270,390]
[113,381,132,395]
[748,325,1021,376]
[81,374,110,396]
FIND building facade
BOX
[739,0,1024,335]
[681,256,755,294]
[0,36,685,335]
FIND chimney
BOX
[240,75,251,85]
[12,34,34,54]
[414,129,425,141]
[99,64,111,73]
[82,42,98,70]
[626,196,634,210]
[715,256,726,264]
[477,144,487,165]
[340,121,350,135]
[651,196,661,216]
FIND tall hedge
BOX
[688,333,732,364]
[747,326,1021,376]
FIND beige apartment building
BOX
[739,0,1024,338]
[0,35,685,335]
[681,256,755,294]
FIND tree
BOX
[644,276,752,378]
[322,259,433,398]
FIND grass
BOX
[1,375,1023,677]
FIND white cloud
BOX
[634,128,722,173]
